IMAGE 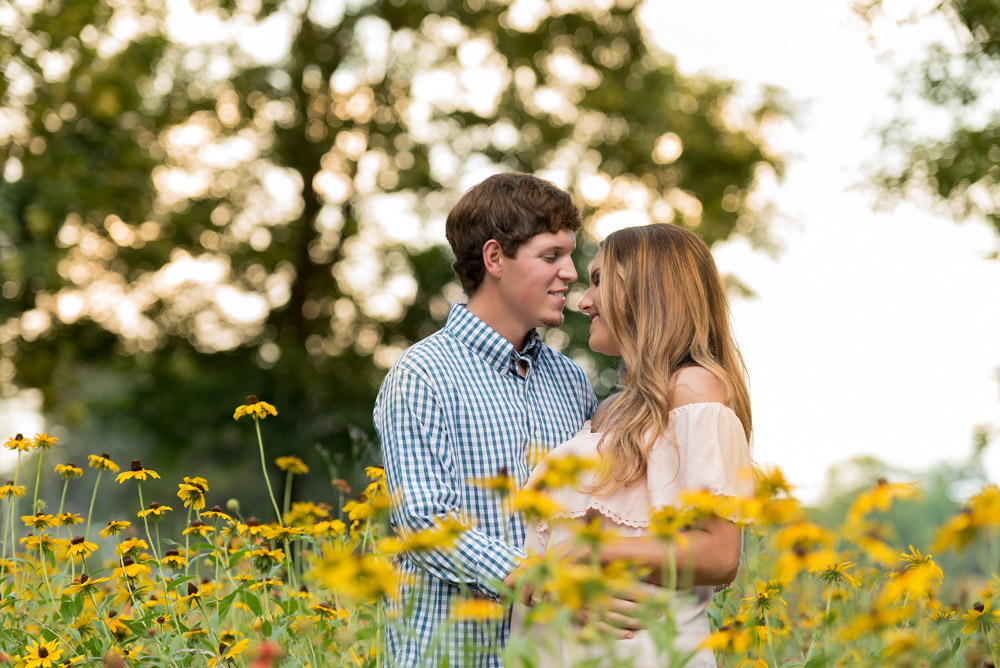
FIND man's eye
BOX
[542,255,557,262]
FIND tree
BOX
[856,0,1000,236]
[0,0,784,510]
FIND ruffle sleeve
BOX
[647,402,753,511]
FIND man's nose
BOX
[558,257,577,282]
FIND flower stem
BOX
[254,418,282,523]
[85,470,103,542]
[32,450,45,512]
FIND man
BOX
[374,172,597,666]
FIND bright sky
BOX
[642,0,1000,501]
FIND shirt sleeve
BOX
[374,364,524,600]
[646,403,754,510]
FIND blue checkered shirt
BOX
[374,303,597,667]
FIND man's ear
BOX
[482,239,504,280]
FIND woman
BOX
[509,223,754,667]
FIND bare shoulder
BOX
[669,366,727,410]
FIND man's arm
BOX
[375,364,523,600]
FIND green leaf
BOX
[241,590,263,617]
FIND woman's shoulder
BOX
[669,366,727,411]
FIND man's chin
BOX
[539,313,565,329]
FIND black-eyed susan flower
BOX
[66,536,98,560]
[32,433,59,450]
[250,546,285,565]
[3,433,32,451]
[176,482,206,511]
[961,600,1000,635]
[701,620,752,653]
[106,611,130,640]
[810,560,860,588]
[87,453,119,473]
[511,489,560,521]
[21,512,56,530]
[237,517,265,536]
[137,501,172,519]
[116,537,148,556]
[248,577,284,591]
[0,481,25,498]
[64,573,109,596]
[311,601,346,621]
[151,614,171,630]
[179,582,203,605]
[19,638,63,667]
[182,520,214,538]
[55,512,84,527]
[20,533,58,553]
[261,523,303,542]
[208,638,250,667]
[183,627,209,640]
[72,613,95,641]
[54,463,83,479]
[233,395,277,421]
[116,459,160,484]
[112,556,151,581]
[275,456,308,475]
[160,550,187,569]
[202,505,234,523]
[99,520,132,538]
[310,519,347,538]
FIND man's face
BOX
[498,229,578,332]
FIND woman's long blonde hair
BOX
[594,223,752,491]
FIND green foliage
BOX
[0,0,783,512]
[857,0,1000,235]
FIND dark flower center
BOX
[71,536,85,545]
[187,583,199,596]
[974,602,985,613]
[122,557,134,566]
[165,550,179,557]
[246,394,259,404]
[149,502,159,509]
[247,517,260,526]
[130,459,143,471]
[38,647,48,658]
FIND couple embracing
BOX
[373,173,753,667]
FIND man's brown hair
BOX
[445,172,582,295]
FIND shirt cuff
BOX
[475,540,525,601]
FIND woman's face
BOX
[578,250,621,356]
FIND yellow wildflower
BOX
[137,502,173,519]
[20,638,63,667]
[54,463,83,479]
[99,520,132,537]
[66,536,98,560]
[961,600,1000,635]
[276,456,309,475]
[161,550,187,569]
[116,459,160,483]
[3,433,32,451]
[22,513,56,530]
[810,560,859,589]
[512,488,561,520]
[64,573,109,596]
[55,512,83,527]
[261,523,303,542]
[87,453,120,472]
[233,395,278,421]
[0,481,25,498]
[32,433,59,450]
[202,505,234,523]
[177,482,207,510]
[182,520,214,538]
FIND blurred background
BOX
[1,0,998,567]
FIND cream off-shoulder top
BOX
[508,402,754,668]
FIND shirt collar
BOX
[444,303,543,373]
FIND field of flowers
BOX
[1,396,998,666]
